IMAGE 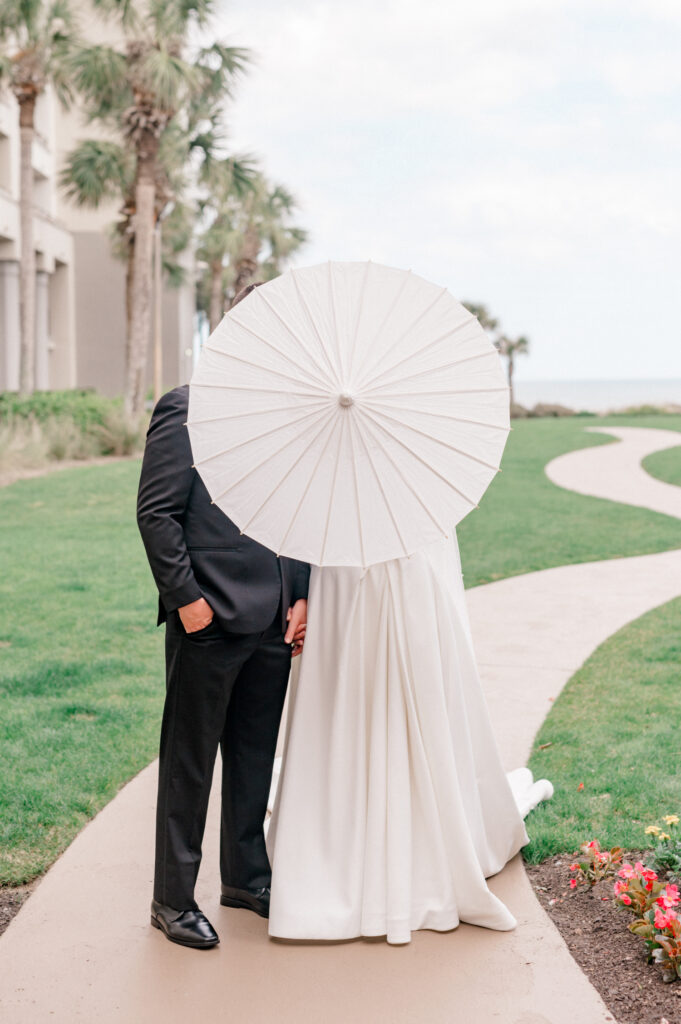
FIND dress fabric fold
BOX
[267,533,542,945]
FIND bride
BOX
[266,529,553,945]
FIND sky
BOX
[214,0,681,382]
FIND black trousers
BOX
[153,605,291,910]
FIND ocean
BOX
[513,378,681,414]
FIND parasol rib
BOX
[203,334,326,393]
[359,399,511,433]
[290,269,343,388]
[359,414,450,538]
[359,313,477,392]
[208,408,333,505]
[358,346,497,397]
[192,405,335,467]
[187,400,329,427]
[273,416,342,556]
[253,288,334,388]
[346,260,371,385]
[224,309,327,389]
[347,415,367,568]
[349,269,413,392]
[352,412,411,559]
[240,415,342,537]
[354,284,449,392]
[354,406,480,511]
[202,347,333,393]
[326,261,346,385]
[319,412,347,564]
[352,385,509,398]
[361,404,503,472]
[191,381,328,399]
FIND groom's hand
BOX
[178,596,214,633]
[285,599,307,657]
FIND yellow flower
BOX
[663,815,679,825]
[645,825,661,835]
[660,832,671,841]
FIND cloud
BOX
[214,0,681,380]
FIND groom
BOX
[137,290,309,950]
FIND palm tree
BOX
[195,155,259,331]
[68,0,249,418]
[463,301,499,338]
[0,0,78,395]
[497,334,529,406]
[228,176,308,302]
[463,302,529,404]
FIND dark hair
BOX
[229,281,263,310]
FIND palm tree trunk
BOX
[18,96,36,396]
[209,261,224,332]
[508,354,515,407]
[125,234,134,374]
[232,223,260,298]
[126,146,157,420]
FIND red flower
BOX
[656,885,681,909]
[620,894,632,905]
[569,863,579,871]
[577,783,585,791]
[569,878,577,889]
[654,908,677,929]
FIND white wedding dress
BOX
[266,532,553,945]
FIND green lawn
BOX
[642,445,681,488]
[0,462,162,884]
[1,413,681,885]
[458,413,681,586]
[524,596,681,862]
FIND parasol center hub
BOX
[338,392,355,408]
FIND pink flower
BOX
[620,894,632,905]
[613,881,627,895]
[618,864,635,879]
[654,908,678,930]
[656,885,680,909]
[569,878,577,889]
[634,861,645,873]
[569,863,579,871]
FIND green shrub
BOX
[0,389,118,432]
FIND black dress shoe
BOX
[150,899,219,948]
[220,884,270,918]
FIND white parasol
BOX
[187,260,509,567]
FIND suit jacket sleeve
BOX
[291,560,311,603]
[136,388,203,614]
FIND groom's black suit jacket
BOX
[137,384,310,634]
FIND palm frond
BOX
[70,43,130,117]
[139,46,198,111]
[90,0,144,34]
[59,138,132,207]
[195,42,251,101]
[148,0,214,41]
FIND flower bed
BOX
[526,816,681,1024]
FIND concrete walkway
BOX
[2,427,681,1024]
[546,425,681,519]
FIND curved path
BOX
[2,428,681,1024]
[546,425,681,519]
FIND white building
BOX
[0,79,195,397]
[0,87,76,391]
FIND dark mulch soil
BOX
[526,853,681,1024]
[0,884,35,938]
